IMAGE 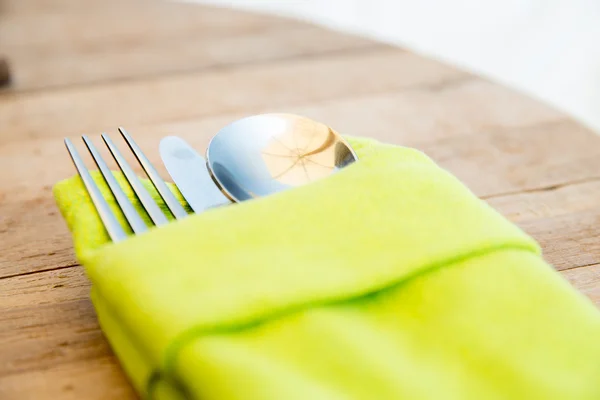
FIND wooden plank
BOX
[0,77,562,198]
[0,297,103,378]
[518,209,600,271]
[0,2,301,49]
[0,265,88,310]
[1,12,377,90]
[562,265,600,306]
[0,358,137,400]
[486,179,600,224]
[0,48,463,145]
[283,77,563,146]
[0,0,114,15]
[0,267,133,398]
[0,268,94,376]
[422,120,600,197]
[488,183,600,271]
[487,180,600,270]
[0,198,77,279]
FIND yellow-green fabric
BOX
[53,138,600,399]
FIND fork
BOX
[64,127,189,242]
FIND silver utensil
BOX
[64,127,188,242]
[64,115,358,240]
[159,136,230,213]
[206,113,358,202]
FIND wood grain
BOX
[0,48,459,145]
[2,14,377,91]
[0,358,137,400]
[487,180,600,270]
[3,0,367,91]
[423,119,600,197]
[1,0,599,399]
[562,264,600,306]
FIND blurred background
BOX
[186,0,600,133]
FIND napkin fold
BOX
[53,137,600,400]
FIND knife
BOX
[159,136,231,213]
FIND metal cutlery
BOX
[64,127,189,242]
[159,136,230,213]
[65,115,358,241]
[159,114,358,206]
[205,113,358,202]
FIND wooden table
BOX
[1,0,599,398]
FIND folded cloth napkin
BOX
[53,137,600,400]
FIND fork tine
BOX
[64,138,127,242]
[118,127,188,220]
[101,133,170,226]
[82,135,148,235]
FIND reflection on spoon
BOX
[206,113,358,202]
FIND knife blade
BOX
[159,136,230,213]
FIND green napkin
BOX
[53,137,600,399]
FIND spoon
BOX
[206,113,358,202]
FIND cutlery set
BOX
[64,113,358,241]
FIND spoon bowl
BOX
[206,113,358,202]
